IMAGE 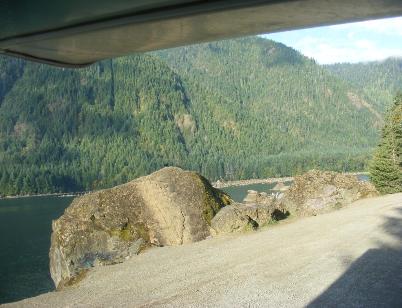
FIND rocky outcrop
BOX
[272,182,290,191]
[212,170,378,234]
[49,167,230,289]
[243,190,273,205]
[279,170,378,216]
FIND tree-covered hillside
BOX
[327,58,402,114]
[0,55,192,194]
[0,37,392,195]
[154,37,382,176]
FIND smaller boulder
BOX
[211,203,260,233]
[211,197,287,234]
[214,179,224,188]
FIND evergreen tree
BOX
[369,94,402,193]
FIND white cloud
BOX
[326,17,402,36]
[347,31,356,40]
[264,17,402,64]
[355,17,402,36]
[291,36,402,64]
[354,39,375,49]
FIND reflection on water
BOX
[0,196,73,304]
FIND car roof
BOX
[1,0,402,67]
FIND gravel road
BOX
[5,193,402,308]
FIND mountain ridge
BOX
[0,37,398,195]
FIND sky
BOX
[263,16,402,64]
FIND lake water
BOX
[0,196,73,304]
[0,174,368,304]
[222,182,292,202]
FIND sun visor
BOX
[1,0,402,67]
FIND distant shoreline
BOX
[0,191,88,200]
[212,171,369,189]
[0,171,369,199]
[212,176,294,188]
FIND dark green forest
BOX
[327,58,402,113]
[369,94,402,194]
[0,37,401,195]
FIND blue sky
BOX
[263,17,402,64]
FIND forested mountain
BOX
[0,37,394,195]
[327,58,402,114]
[154,38,383,176]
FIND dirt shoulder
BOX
[5,193,402,308]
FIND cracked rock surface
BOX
[278,170,379,216]
[49,167,230,289]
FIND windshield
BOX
[0,16,401,307]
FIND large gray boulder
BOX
[50,167,230,289]
[279,170,378,216]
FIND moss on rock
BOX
[50,167,228,289]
